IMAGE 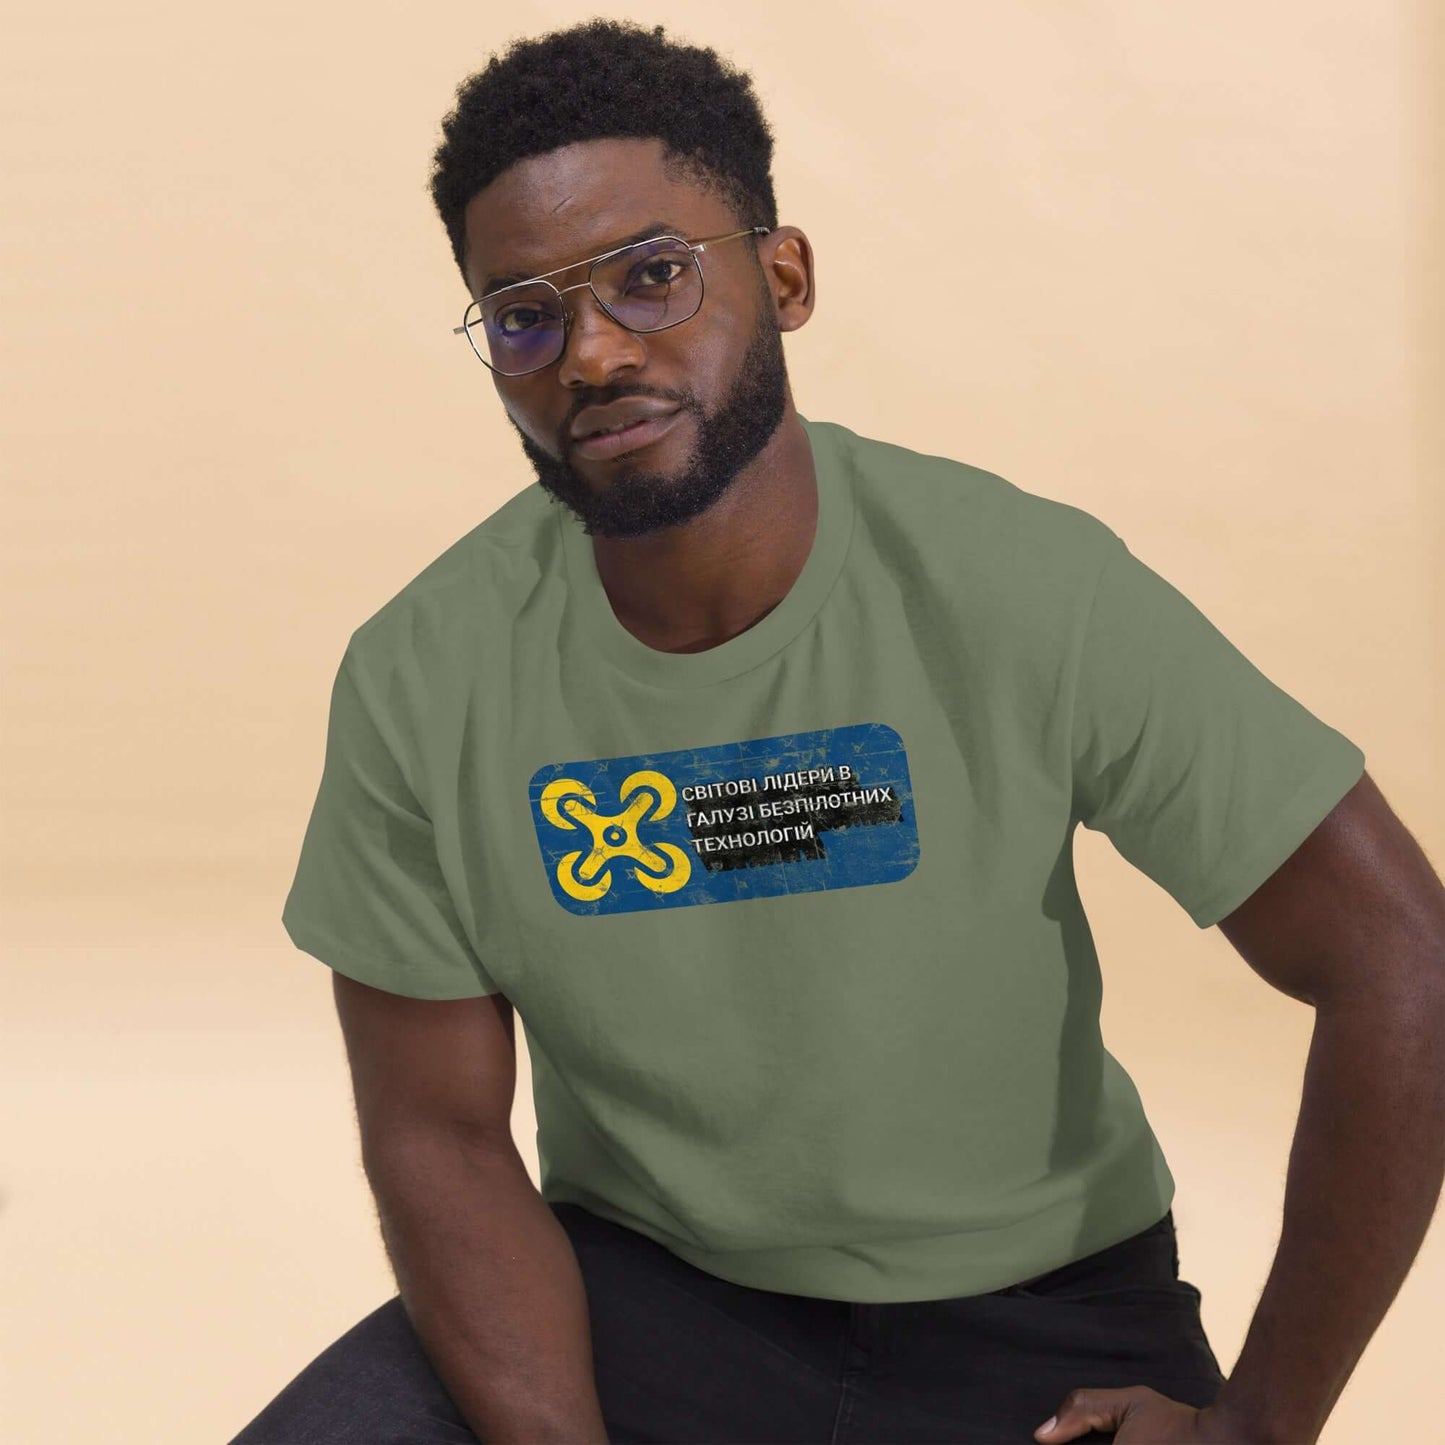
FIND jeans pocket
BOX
[1003,1278,1198,1309]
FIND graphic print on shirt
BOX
[528,722,919,915]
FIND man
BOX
[232,18,1445,1445]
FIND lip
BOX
[572,408,684,461]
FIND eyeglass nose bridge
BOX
[549,276,619,334]
[508,268,701,374]
[522,279,644,379]
[456,281,638,376]
[453,272,640,338]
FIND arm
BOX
[1203,770,1445,1444]
[332,973,610,1445]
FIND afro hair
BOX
[427,18,780,289]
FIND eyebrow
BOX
[480,220,688,298]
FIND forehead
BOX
[462,137,732,297]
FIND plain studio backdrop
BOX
[3,4,1441,1442]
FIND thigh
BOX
[836,1212,1227,1444]
[227,1295,477,1445]
[229,1202,852,1445]
[553,1200,847,1445]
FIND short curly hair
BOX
[427,18,779,290]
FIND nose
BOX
[554,283,649,389]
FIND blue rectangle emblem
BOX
[528,722,919,916]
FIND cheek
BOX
[658,311,734,391]
[496,387,550,440]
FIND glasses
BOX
[452,226,771,377]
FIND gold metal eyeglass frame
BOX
[452,225,771,376]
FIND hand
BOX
[1035,1387,1277,1443]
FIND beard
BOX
[505,295,790,539]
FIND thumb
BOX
[1035,1388,1131,1441]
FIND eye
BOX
[496,305,549,334]
[626,257,687,290]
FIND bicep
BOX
[331,971,519,1157]
[1216,769,1445,1008]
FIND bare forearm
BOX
[365,1128,610,1444]
[1210,988,1445,1443]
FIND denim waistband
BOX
[1000,1209,1177,1294]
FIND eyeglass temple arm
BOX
[691,225,771,254]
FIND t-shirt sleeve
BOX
[281,645,501,999]
[1068,529,1366,929]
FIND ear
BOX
[761,226,815,331]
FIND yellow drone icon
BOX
[539,769,693,901]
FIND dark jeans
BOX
[229,1201,1226,1444]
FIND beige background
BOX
[4,3,1441,1442]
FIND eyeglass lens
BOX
[464,237,703,375]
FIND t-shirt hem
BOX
[545,1184,1176,1303]
[281,911,501,1000]
[1184,742,1366,930]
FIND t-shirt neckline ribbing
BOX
[556,413,855,690]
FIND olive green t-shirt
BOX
[282,413,1364,1302]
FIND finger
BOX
[1035,1387,1135,1441]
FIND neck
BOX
[590,405,817,655]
